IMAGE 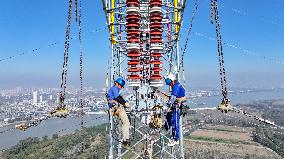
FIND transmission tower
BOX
[103,0,186,158]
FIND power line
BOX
[220,4,282,28]
[192,31,284,65]
[0,27,106,64]
[0,45,51,62]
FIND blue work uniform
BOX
[166,81,185,141]
[107,86,121,108]
[168,81,185,105]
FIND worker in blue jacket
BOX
[164,73,186,146]
[107,77,130,147]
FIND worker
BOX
[164,73,186,146]
[107,77,130,147]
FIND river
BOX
[191,88,284,108]
[0,115,108,150]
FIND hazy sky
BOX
[0,0,284,89]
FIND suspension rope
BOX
[179,0,199,72]
[4,0,82,133]
[59,0,73,109]
[78,0,83,130]
[77,0,84,153]
[210,0,229,102]
[74,0,78,22]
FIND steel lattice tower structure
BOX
[102,0,186,158]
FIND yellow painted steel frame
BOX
[174,0,180,33]
[110,0,116,44]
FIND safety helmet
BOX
[115,77,126,87]
[165,73,176,85]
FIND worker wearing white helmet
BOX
[164,73,186,146]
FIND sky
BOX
[0,0,284,89]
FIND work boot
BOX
[164,122,169,131]
[167,139,179,146]
[123,140,129,147]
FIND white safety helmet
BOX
[165,73,176,85]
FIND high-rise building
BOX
[32,91,38,105]
[56,93,60,105]
[39,95,43,103]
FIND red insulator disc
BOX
[128,68,140,72]
[151,60,163,64]
[150,31,162,36]
[149,0,162,7]
[150,38,162,43]
[128,39,140,43]
[127,51,141,57]
[128,75,141,79]
[151,53,162,57]
[150,75,163,80]
[151,67,162,71]
[127,34,140,38]
[127,18,140,23]
[126,14,140,19]
[126,0,139,7]
[127,23,140,28]
[150,23,163,28]
[127,31,140,35]
[150,16,162,22]
[128,60,140,65]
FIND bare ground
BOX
[184,139,281,159]
[190,127,254,144]
[183,124,282,159]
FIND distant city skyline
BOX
[0,0,284,89]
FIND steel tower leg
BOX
[176,32,184,159]
[179,111,185,159]
[159,133,165,159]
[117,139,122,159]
[109,43,115,159]
[109,114,114,159]
[176,41,180,80]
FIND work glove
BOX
[180,105,189,117]
[109,102,116,108]
[166,102,172,108]
[124,102,129,107]
[108,108,114,116]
